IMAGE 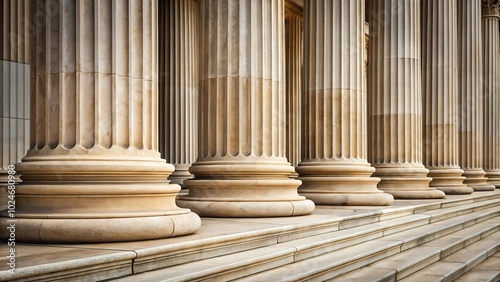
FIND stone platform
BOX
[0,190,499,281]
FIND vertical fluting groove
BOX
[422,0,459,167]
[1,0,30,173]
[303,0,365,162]
[158,0,199,184]
[180,0,313,217]
[421,0,471,194]
[367,0,422,165]
[367,0,445,198]
[481,0,500,185]
[285,5,302,168]
[197,0,286,160]
[297,0,392,206]
[458,0,483,169]
[28,0,158,156]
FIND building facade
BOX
[0,0,499,243]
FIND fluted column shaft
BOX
[178,0,315,217]
[421,0,472,194]
[0,0,200,243]
[457,0,495,191]
[0,0,30,192]
[297,0,393,206]
[482,0,500,187]
[159,0,198,188]
[367,0,445,199]
[285,3,302,175]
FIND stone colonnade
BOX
[0,0,498,243]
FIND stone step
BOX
[333,219,500,282]
[4,192,499,281]
[454,251,500,282]
[114,206,500,281]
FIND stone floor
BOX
[0,190,499,281]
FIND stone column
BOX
[457,0,495,191]
[367,0,445,199]
[285,2,302,177]
[297,0,393,206]
[421,0,472,194]
[0,0,201,243]
[158,0,198,189]
[482,0,500,187]
[0,0,31,206]
[178,0,315,217]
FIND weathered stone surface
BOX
[457,0,495,191]
[297,0,393,206]
[158,0,198,188]
[421,0,472,195]
[367,0,445,199]
[0,0,201,243]
[482,0,500,188]
[177,0,315,217]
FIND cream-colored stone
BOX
[298,0,393,206]
[158,0,198,188]
[285,4,302,178]
[457,0,496,191]
[0,0,201,243]
[177,0,315,217]
[367,0,446,199]
[421,0,472,195]
[482,1,500,188]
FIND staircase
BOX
[113,192,500,282]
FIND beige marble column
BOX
[0,0,31,205]
[285,3,302,177]
[482,0,500,187]
[421,0,472,195]
[457,0,495,191]
[158,0,198,188]
[0,0,201,243]
[178,0,315,217]
[297,0,393,206]
[367,0,445,199]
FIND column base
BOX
[170,164,194,188]
[463,168,495,191]
[296,162,394,206]
[0,153,201,243]
[177,198,314,217]
[0,213,200,243]
[373,164,446,199]
[427,167,473,195]
[484,169,500,188]
[179,159,315,217]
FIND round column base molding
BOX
[484,170,500,188]
[296,163,393,206]
[462,169,496,191]
[180,177,315,217]
[434,186,474,195]
[299,192,393,206]
[372,164,445,199]
[0,212,201,243]
[380,188,446,199]
[176,199,315,217]
[426,167,472,194]
[170,164,194,188]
